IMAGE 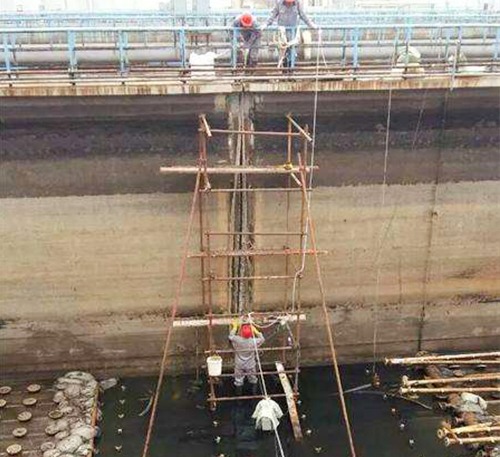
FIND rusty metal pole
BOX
[297,156,358,457]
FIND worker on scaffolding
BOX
[229,318,265,397]
[262,0,318,68]
[232,13,262,68]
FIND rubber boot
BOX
[235,385,243,401]
[250,382,259,397]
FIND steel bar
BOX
[204,346,296,355]
[298,157,357,457]
[391,360,500,366]
[207,231,304,236]
[444,436,500,447]
[173,312,306,328]
[286,114,314,142]
[205,128,302,137]
[202,275,297,281]
[209,393,293,402]
[205,188,313,193]
[160,165,318,175]
[189,248,326,258]
[199,114,212,138]
[215,368,299,377]
[387,351,500,365]
[400,387,500,394]
[439,424,500,437]
[402,373,500,386]
[141,171,202,457]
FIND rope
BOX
[287,28,358,457]
[372,83,393,372]
[247,313,286,457]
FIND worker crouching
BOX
[229,319,265,397]
[232,13,262,68]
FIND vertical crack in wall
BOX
[417,91,449,351]
[227,94,255,315]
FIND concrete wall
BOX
[1,89,499,375]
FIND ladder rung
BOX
[189,249,326,258]
[202,275,297,282]
[204,188,312,193]
[202,128,302,137]
[209,393,296,402]
[213,369,299,378]
[206,231,303,236]
[160,165,318,175]
[205,346,296,355]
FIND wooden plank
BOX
[276,361,303,441]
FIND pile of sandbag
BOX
[41,371,100,457]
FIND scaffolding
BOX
[159,114,319,416]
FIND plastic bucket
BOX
[207,355,223,377]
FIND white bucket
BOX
[207,355,223,377]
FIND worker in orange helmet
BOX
[232,12,262,67]
[229,318,265,397]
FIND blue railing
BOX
[1,23,499,73]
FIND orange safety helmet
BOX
[284,0,296,3]
[240,13,254,27]
[240,324,253,339]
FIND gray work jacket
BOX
[229,330,265,368]
[266,0,315,28]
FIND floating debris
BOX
[17,411,33,422]
[48,410,64,419]
[12,427,28,438]
[100,378,118,391]
[23,397,38,406]
[0,398,7,408]
[6,444,22,455]
[27,383,42,393]
[0,386,13,395]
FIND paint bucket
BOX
[207,355,223,377]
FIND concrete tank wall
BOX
[0,88,499,375]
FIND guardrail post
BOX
[352,27,359,68]
[2,34,11,73]
[231,28,238,68]
[67,30,77,73]
[179,28,187,68]
[118,30,129,73]
[495,26,500,62]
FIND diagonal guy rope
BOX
[141,171,202,457]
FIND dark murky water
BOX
[100,364,471,457]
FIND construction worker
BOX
[232,12,262,68]
[229,319,265,396]
[262,0,317,68]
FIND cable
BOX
[372,83,393,372]
[247,313,287,457]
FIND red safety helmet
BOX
[240,13,254,27]
[240,324,253,339]
[284,0,296,3]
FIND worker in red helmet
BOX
[229,318,265,397]
[262,0,317,68]
[232,12,262,67]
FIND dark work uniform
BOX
[233,17,262,67]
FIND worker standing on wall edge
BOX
[262,0,318,68]
[233,13,262,68]
[229,318,265,398]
